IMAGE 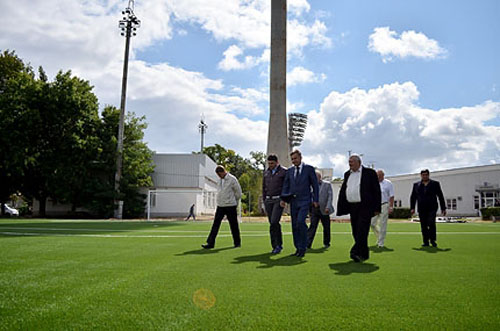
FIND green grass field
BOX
[1,219,499,330]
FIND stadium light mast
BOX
[199,115,208,153]
[114,0,141,219]
[288,113,308,150]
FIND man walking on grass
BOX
[410,169,446,247]
[202,165,242,249]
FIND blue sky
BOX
[0,0,499,177]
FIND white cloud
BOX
[288,66,326,87]
[368,27,448,63]
[302,82,500,177]
[218,45,267,71]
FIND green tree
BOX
[87,106,154,218]
[0,50,36,214]
[202,145,265,215]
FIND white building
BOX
[146,153,219,218]
[331,164,500,217]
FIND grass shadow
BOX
[412,246,452,253]
[369,245,395,253]
[176,247,235,255]
[329,261,380,275]
[232,252,307,268]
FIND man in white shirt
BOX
[202,165,242,249]
[370,170,394,248]
[337,154,381,262]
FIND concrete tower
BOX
[267,0,290,167]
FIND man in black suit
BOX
[410,169,446,247]
[337,154,381,262]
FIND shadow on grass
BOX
[369,245,395,253]
[176,247,235,255]
[307,247,329,254]
[329,261,380,275]
[231,252,307,268]
[412,246,452,253]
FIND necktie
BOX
[295,166,299,179]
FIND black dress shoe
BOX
[431,241,437,247]
[351,255,361,262]
[422,243,430,247]
[324,244,330,248]
[296,251,305,258]
[234,244,241,248]
[290,250,299,256]
[202,244,214,249]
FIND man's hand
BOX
[374,212,380,216]
[410,209,415,215]
[325,208,330,214]
[280,201,286,208]
[312,202,319,208]
[388,206,394,214]
[442,210,447,216]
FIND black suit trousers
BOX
[349,202,371,260]
[419,210,437,244]
[206,206,240,246]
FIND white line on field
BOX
[1,231,499,238]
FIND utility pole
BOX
[199,115,208,153]
[114,0,140,219]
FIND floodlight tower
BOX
[288,113,308,150]
[199,115,208,153]
[267,0,290,166]
[114,0,141,219]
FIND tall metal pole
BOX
[114,2,140,218]
[199,117,208,153]
[267,0,290,167]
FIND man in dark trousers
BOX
[202,165,242,249]
[410,169,447,247]
[337,154,381,262]
[262,154,287,254]
[280,149,319,258]
[307,171,334,249]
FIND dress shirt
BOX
[346,168,362,203]
[294,163,303,178]
[379,179,394,204]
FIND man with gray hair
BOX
[370,169,394,248]
[307,171,334,249]
[337,154,381,262]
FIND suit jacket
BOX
[336,166,381,217]
[410,179,446,213]
[318,180,334,215]
[281,163,319,206]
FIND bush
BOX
[390,207,412,219]
[480,207,500,220]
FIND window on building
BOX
[394,200,402,208]
[446,198,457,210]
[474,195,479,210]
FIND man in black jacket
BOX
[262,154,287,254]
[337,154,381,262]
[410,169,447,247]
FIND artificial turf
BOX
[0,219,499,330]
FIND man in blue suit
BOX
[280,150,319,258]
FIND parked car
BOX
[2,204,19,216]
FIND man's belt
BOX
[266,195,281,199]
[381,202,388,205]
